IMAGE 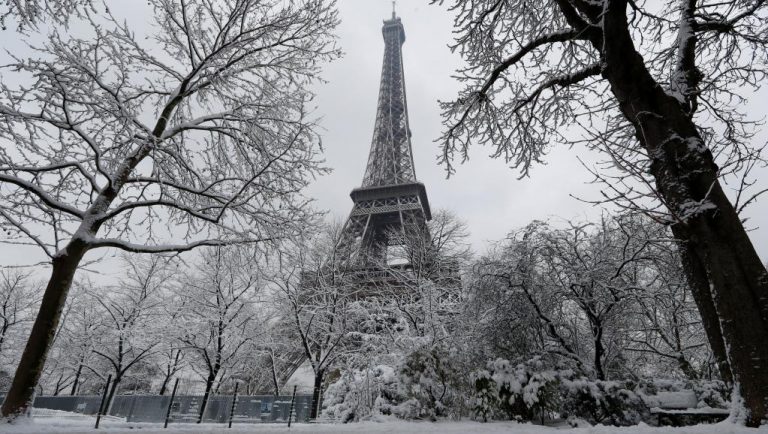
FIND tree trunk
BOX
[0,242,87,418]
[198,372,217,424]
[679,247,733,384]
[677,355,699,381]
[593,327,605,381]
[598,0,768,424]
[309,369,325,419]
[270,355,280,396]
[105,373,122,416]
[159,375,170,396]
[70,363,84,396]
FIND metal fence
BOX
[22,393,314,424]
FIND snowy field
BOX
[1,414,767,434]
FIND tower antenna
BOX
[392,0,396,18]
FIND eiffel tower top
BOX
[359,9,416,188]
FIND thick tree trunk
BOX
[597,0,768,424]
[0,241,87,418]
[309,369,325,419]
[679,246,733,384]
[105,373,122,415]
[591,321,606,380]
[198,372,217,424]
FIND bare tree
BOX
[624,225,715,381]
[271,223,361,418]
[54,281,101,396]
[476,216,662,380]
[90,256,168,411]
[0,271,39,392]
[154,291,187,396]
[435,0,768,423]
[0,0,93,29]
[369,210,469,346]
[177,246,262,423]
[0,0,339,418]
[0,271,38,363]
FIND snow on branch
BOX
[0,0,340,263]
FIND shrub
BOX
[560,379,650,426]
[322,364,403,422]
[471,357,563,422]
[692,380,730,409]
[397,345,465,420]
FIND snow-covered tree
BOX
[624,225,717,381]
[436,0,768,424]
[0,0,339,418]
[152,288,187,396]
[48,281,102,396]
[0,271,38,366]
[356,210,469,355]
[475,216,664,381]
[0,0,93,29]
[177,246,264,423]
[271,222,363,418]
[90,256,169,410]
[0,271,38,390]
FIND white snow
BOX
[1,415,767,434]
[644,391,699,409]
[283,360,315,394]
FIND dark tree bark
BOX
[592,324,606,381]
[270,355,280,397]
[197,369,219,424]
[70,361,84,396]
[677,355,700,381]
[679,247,733,384]
[590,0,768,424]
[158,351,181,396]
[0,241,87,417]
[309,368,325,419]
[104,372,122,415]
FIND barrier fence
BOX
[4,393,315,425]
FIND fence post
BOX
[287,385,297,428]
[94,374,112,429]
[163,378,180,429]
[227,382,239,429]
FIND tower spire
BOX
[392,0,396,18]
[360,10,415,187]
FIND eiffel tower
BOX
[336,9,432,267]
[271,10,446,406]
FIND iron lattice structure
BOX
[337,13,432,266]
[271,13,460,398]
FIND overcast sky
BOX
[0,0,766,277]
[308,0,768,260]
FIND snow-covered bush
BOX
[471,357,650,426]
[471,357,563,422]
[692,380,730,409]
[322,344,469,422]
[638,378,730,410]
[560,379,649,426]
[396,345,466,420]
[471,369,499,422]
[323,364,403,422]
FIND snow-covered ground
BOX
[1,413,767,434]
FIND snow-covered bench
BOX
[644,391,729,426]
